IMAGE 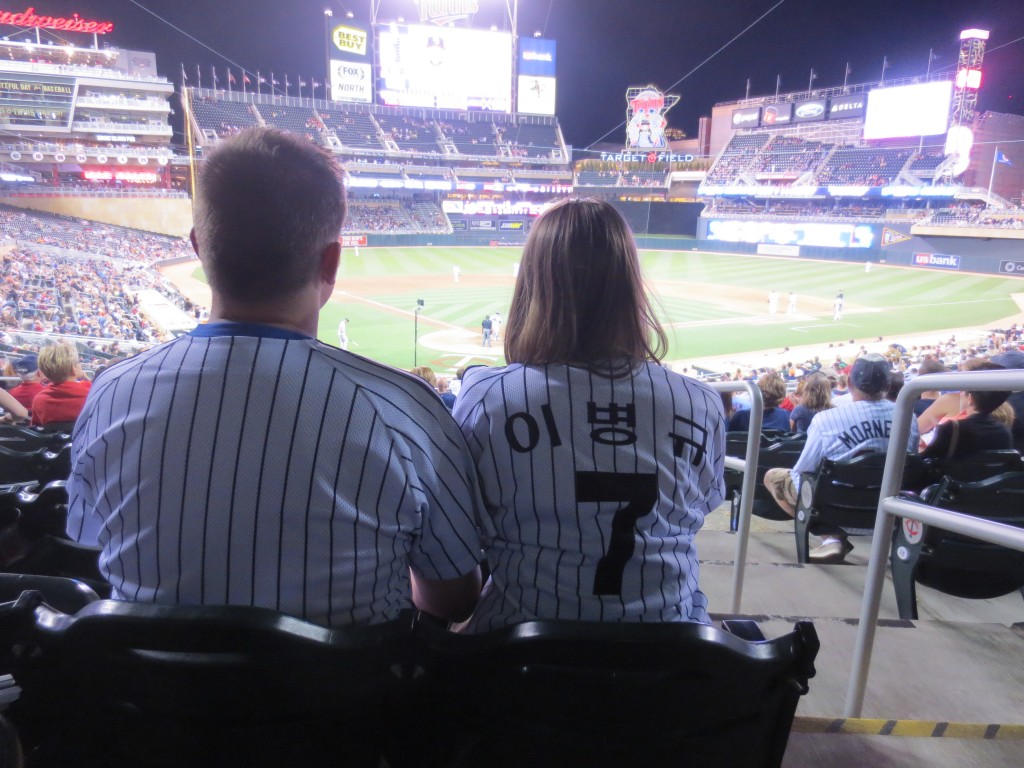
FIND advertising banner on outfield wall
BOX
[828,94,866,120]
[731,106,761,128]
[793,99,827,123]
[341,235,367,247]
[1000,260,1024,275]
[760,103,792,127]
[913,253,960,270]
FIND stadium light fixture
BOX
[533,31,541,37]
[346,11,354,18]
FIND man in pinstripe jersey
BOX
[764,353,919,563]
[66,127,483,626]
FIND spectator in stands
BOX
[410,365,437,389]
[66,127,483,627]
[920,361,1012,461]
[435,376,456,411]
[764,354,919,563]
[8,353,43,411]
[789,373,832,433]
[991,350,1024,452]
[728,371,790,432]
[30,343,90,428]
[453,198,724,630]
[912,357,948,416]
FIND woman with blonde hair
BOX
[453,198,726,632]
[789,373,832,432]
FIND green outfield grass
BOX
[193,247,1024,373]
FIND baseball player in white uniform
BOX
[764,353,919,562]
[337,316,349,350]
[833,289,844,321]
[453,199,725,632]
[66,128,483,626]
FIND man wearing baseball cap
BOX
[990,349,1024,451]
[765,353,919,563]
[9,353,43,411]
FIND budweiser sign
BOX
[0,7,114,34]
[416,0,479,25]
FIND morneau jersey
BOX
[66,322,483,627]
[453,362,725,632]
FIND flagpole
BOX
[181,85,197,219]
[774,74,780,100]
[745,78,750,100]
[808,68,815,93]
[196,64,202,91]
[988,146,999,203]
[918,50,934,154]
[843,62,850,88]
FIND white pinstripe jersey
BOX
[66,322,483,627]
[789,398,920,484]
[453,362,726,632]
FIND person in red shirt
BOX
[8,353,44,411]
[31,344,91,428]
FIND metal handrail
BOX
[845,368,1024,717]
[708,380,764,613]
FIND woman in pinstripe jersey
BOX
[454,198,726,632]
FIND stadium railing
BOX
[708,380,763,613]
[846,368,1024,717]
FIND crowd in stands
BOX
[924,207,1024,229]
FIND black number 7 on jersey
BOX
[576,471,659,596]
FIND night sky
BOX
[10,0,1024,152]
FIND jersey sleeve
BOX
[397,402,484,582]
[66,403,103,545]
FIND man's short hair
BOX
[193,127,346,303]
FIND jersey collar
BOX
[189,322,312,341]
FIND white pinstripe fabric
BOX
[67,324,483,627]
[453,362,726,632]
[789,398,921,485]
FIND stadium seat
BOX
[0,574,98,614]
[794,452,931,563]
[925,449,1023,483]
[728,433,807,531]
[0,445,71,486]
[416,616,819,768]
[2,536,107,598]
[891,473,1024,620]
[0,593,417,768]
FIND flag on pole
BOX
[211,66,218,86]
[180,63,187,83]
[243,73,251,84]
[228,70,236,84]
[996,150,1013,166]
[196,64,202,89]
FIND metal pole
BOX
[413,307,419,367]
[918,50,933,154]
[708,380,764,613]
[987,146,999,203]
[323,9,333,99]
[774,75,780,101]
[843,62,850,88]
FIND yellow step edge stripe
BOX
[792,717,1024,740]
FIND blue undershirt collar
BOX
[189,321,312,341]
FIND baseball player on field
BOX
[67,128,483,626]
[453,198,725,632]
[764,353,919,563]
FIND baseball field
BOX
[168,244,1024,376]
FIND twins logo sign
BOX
[625,85,679,149]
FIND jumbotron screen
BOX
[863,81,953,140]
[377,24,512,111]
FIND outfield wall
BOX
[694,219,1024,278]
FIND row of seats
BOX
[724,431,1024,618]
[0,586,818,768]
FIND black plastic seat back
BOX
[794,452,929,562]
[891,472,1024,618]
[0,596,416,768]
[419,618,819,768]
[935,449,1023,483]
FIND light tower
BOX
[950,28,989,130]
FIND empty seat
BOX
[891,472,1024,619]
